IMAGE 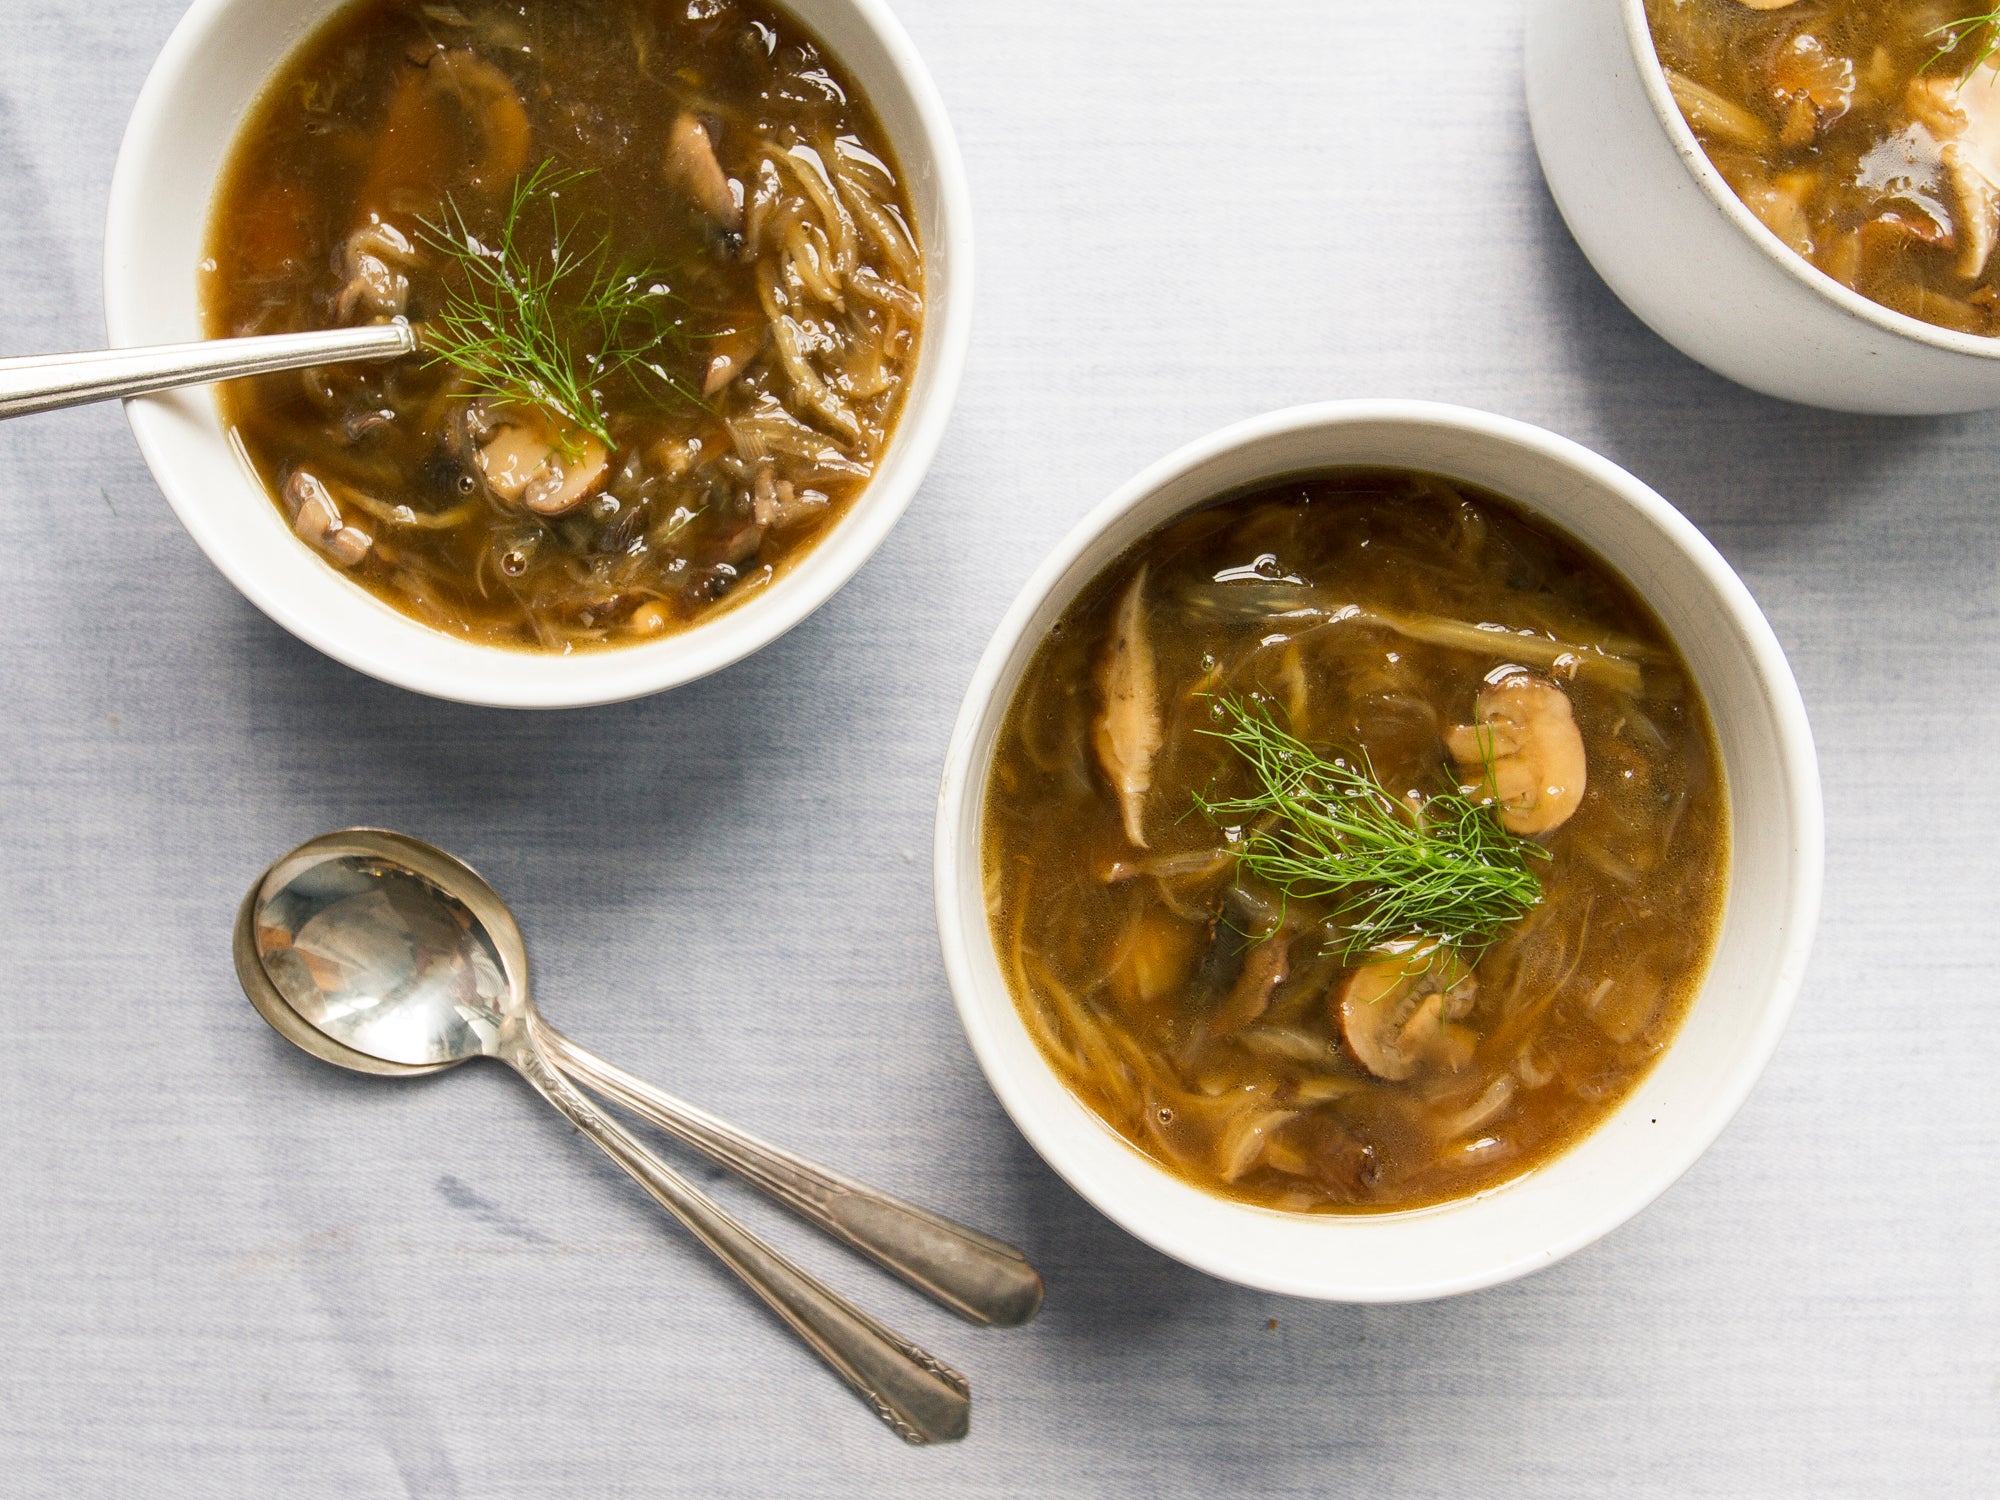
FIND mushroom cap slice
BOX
[1336,941,1477,1083]
[668,114,744,231]
[1092,568,1163,848]
[472,405,611,518]
[283,469,373,569]
[1445,672,1587,836]
[1208,932,1289,1040]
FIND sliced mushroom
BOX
[283,469,373,568]
[334,220,417,323]
[342,408,399,442]
[668,114,743,230]
[717,519,766,566]
[1277,1113,1379,1198]
[1847,121,1955,263]
[1212,1105,1298,1183]
[1907,65,2000,280]
[1734,168,1820,257]
[702,325,768,397]
[1769,33,1854,144]
[749,466,830,531]
[1665,69,1771,150]
[1445,672,1587,836]
[1181,884,1255,1005]
[1208,932,1289,1040]
[361,48,531,208]
[469,404,611,517]
[1435,1075,1517,1139]
[1092,568,1163,848]
[1105,908,1197,1031]
[650,436,703,480]
[1336,941,1477,1083]
[1770,34,1853,115]
[1736,0,1803,9]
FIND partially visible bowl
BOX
[1527,0,2000,414]
[934,401,1823,1302]
[104,0,971,708]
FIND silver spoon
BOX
[236,830,1043,1327]
[0,324,416,420]
[239,828,978,1444]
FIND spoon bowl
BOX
[233,879,448,1079]
[248,829,527,1069]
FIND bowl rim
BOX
[933,399,1824,1301]
[102,0,974,709]
[1618,0,2000,362]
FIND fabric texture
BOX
[0,3,1992,1495]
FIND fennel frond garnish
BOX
[1926,12,2000,75]
[415,160,698,448]
[1196,695,1546,959]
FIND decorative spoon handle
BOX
[541,1025,1044,1328]
[0,324,417,419]
[504,1019,971,1445]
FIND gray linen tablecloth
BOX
[1,2,1993,1495]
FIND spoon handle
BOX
[504,1021,971,1445]
[540,1026,1044,1328]
[0,324,417,419]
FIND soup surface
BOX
[205,0,923,650]
[1648,0,2000,334]
[983,472,1729,1213]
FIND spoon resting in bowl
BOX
[0,323,415,420]
[238,827,1023,1443]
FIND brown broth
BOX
[203,0,922,650]
[1648,0,2000,334]
[982,472,1730,1213]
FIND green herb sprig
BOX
[1196,695,1547,960]
[1926,11,2000,76]
[415,161,697,449]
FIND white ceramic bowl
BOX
[1527,0,2000,414]
[935,401,1823,1301]
[105,0,971,707]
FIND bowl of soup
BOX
[1527,0,2000,413]
[105,0,970,706]
[934,401,1822,1300]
